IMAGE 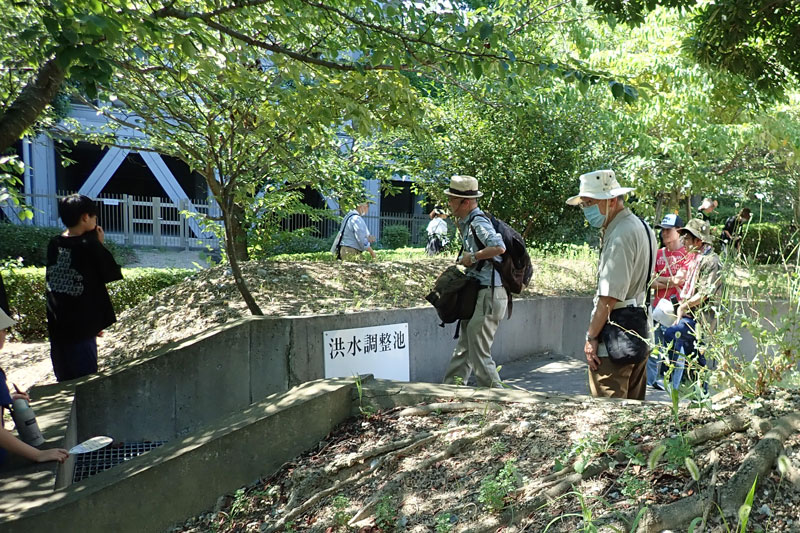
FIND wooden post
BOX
[124,194,133,246]
[180,198,188,250]
[153,196,162,248]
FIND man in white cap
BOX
[566,170,656,399]
[442,175,507,388]
[696,198,718,223]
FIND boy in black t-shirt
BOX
[46,194,123,382]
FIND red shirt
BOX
[653,246,693,307]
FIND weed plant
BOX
[479,459,520,513]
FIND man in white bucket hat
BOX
[441,175,507,388]
[567,170,656,399]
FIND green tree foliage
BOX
[589,0,800,97]
[394,92,599,242]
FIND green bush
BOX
[251,231,334,259]
[381,224,410,249]
[737,222,799,264]
[0,223,60,266]
[2,267,193,340]
[0,222,135,266]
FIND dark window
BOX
[54,141,205,199]
[380,181,415,214]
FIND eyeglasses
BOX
[578,199,601,209]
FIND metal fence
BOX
[1,192,221,250]
[281,211,432,247]
[2,192,433,249]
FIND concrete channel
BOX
[0,296,774,532]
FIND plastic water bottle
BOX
[11,398,45,447]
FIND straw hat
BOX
[443,175,483,198]
[566,170,634,206]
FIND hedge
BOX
[381,224,411,249]
[737,222,799,264]
[2,267,193,341]
[0,222,135,266]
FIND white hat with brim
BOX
[0,308,15,331]
[444,175,483,198]
[566,169,634,206]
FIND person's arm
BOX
[584,295,619,371]
[461,216,505,267]
[92,240,123,283]
[0,427,69,463]
[351,217,371,250]
[460,245,505,267]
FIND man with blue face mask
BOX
[566,170,657,399]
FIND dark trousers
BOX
[663,317,708,389]
[51,337,98,382]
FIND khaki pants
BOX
[588,354,647,400]
[339,246,362,260]
[443,287,508,388]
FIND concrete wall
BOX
[73,295,792,444]
[75,297,594,442]
[2,379,356,533]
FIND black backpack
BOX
[468,212,533,295]
[425,265,480,327]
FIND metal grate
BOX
[72,441,167,483]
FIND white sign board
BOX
[323,323,410,381]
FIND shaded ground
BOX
[171,389,800,533]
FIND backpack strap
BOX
[637,217,654,309]
[334,213,357,260]
[468,213,514,318]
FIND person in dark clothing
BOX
[722,207,751,255]
[46,194,123,382]
[696,198,718,223]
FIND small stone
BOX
[257,268,267,277]
[758,504,772,516]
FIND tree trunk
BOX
[0,55,68,152]
[223,205,262,315]
[228,203,249,261]
[654,192,664,223]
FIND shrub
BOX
[0,222,135,266]
[0,223,60,266]
[738,222,799,264]
[2,267,192,340]
[381,224,410,249]
[251,231,335,259]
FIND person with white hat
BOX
[566,169,656,399]
[696,198,718,223]
[441,175,507,388]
